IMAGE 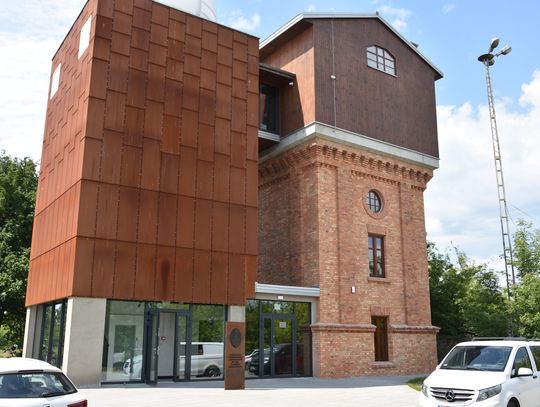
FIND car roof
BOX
[455,340,540,348]
[0,357,61,374]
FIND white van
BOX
[180,342,223,377]
[420,339,540,407]
[123,342,223,378]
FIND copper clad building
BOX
[24,0,442,386]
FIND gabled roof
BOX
[260,12,443,80]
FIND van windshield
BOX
[441,346,512,372]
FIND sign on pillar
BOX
[224,321,245,390]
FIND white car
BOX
[0,358,87,407]
[420,339,540,407]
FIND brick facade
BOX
[259,137,438,375]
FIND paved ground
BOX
[79,376,421,406]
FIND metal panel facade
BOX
[27,0,258,306]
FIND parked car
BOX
[420,339,540,407]
[249,344,303,375]
[0,357,87,406]
[123,342,223,378]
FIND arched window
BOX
[367,45,395,76]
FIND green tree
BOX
[461,268,508,337]
[512,219,540,277]
[510,219,540,338]
[428,243,509,360]
[428,243,470,341]
[0,152,38,348]
[512,273,540,338]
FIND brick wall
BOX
[259,136,438,375]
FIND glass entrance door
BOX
[261,314,296,377]
[146,310,190,383]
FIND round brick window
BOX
[366,190,382,213]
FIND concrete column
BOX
[22,306,40,358]
[225,305,246,390]
[227,305,245,322]
[62,297,107,386]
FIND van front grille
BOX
[430,387,475,403]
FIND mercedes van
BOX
[420,339,540,407]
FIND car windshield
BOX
[0,371,77,399]
[441,345,512,372]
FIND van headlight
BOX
[421,383,429,397]
[477,384,501,401]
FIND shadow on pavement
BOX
[97,375,421,390]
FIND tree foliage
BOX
[512,219,540,277]
[512,274,540,339]
[429,219,540,360]
[0,152,38,347]
[428,243,509,360]
[510,219,540,339]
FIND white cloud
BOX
[520,70,540,108]
[442,4,456,14]
[379,5,412,32]
[306,4,317,12]
[0,0,85,162]
[425,70,540,269]
[228,10,261,32]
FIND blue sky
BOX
[1,0,539,272]
[217,0,540,108]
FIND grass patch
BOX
[407,377,426,391]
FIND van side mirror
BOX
[517,367,533,377]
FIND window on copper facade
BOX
[372,316,389,361]
[367,46,395,76]
[366,190,382,213]
[368,234,385,277]
[78,16,92,59]
[259,83,279,133]
[50,63,61,99]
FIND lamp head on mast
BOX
[478,37,511,65]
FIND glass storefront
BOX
[190,305,225,380]
[245,299,312,378]
[102,301,145,382]
[39,301,67,368]
[102,300,225,383]
[102,299,310,383]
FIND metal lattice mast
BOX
[478,39,516,299]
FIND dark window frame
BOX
[38,300,67,368]
[372,316,389,361]
[366,45,396,76]
[259,83,280,134]
[368,234,386,278]
[366,190,382,213]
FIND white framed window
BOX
[50,63,61,99]
[78,16,92,59]
[367,45,395,76]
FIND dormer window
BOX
[367,46,395,76]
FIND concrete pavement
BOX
[79,376,422,406]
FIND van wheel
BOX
[508,400,519,407]
[205,366,221,377]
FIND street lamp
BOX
[478,38,515,299]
